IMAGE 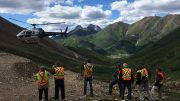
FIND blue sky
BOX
[0,0,179,31]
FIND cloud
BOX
[27,4,112,31]
[0,0,46,14]
[111,0,128,10]
[34,5,82,19]
[28,4,111,21]
[111,0,180,23]
[81,5,112,20]
[0,0,76,14]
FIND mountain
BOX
[88,14,180,54]
[126,14,180,46]
[125,27,180,77]
[0,16,111,68]
[55,21,128,56]
[60,21,131,55]
[69,24,101,36]
[86,22,130,54]
[87,24,101,32]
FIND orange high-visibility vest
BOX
[36,70,49,86]
[54,67,64,79]
[122,68,132,80]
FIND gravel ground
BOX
[0,53,169,101]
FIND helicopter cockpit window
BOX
[25,31,32,37]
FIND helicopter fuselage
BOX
[16,28,44,43]
[16,26,68,43]
[10,18,68,43]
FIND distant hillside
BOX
[52,24,101,40]
[60,36,108,55]
[0,16,112,69]
[56,14,180,57]
[125,27,180,78]
[58,21,129,55]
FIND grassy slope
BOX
[127,16,161,45]
[124,27,180,79]
[66,46,117,81]
[120,27,180,100]
[87,22,129,50]
[66,46,114,65]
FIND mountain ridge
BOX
[56,14,180,56]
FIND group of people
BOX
[35,60,164,101]
[35,63,65,101]
[108,63,165,101]
[35,60,94,101]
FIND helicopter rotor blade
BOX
[10,18,65,25]
[9,18,29,24]
[36,22,65,25]
[25,26,33,29]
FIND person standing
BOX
[52,63,65,100]
[120,63,134,100]
[108,63,122,97]
[35,66,50,101]
[151,68,164,100]
[141,66,151,100]
[135,65,152,101]
[83,59,94,97]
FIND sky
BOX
[0,0,180,31]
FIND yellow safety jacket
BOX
[36,70,49,88]
[141,68,148,78]
[122,68,132,80]
[84,63,93,78]
[54,67,64,79]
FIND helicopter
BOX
[9,18,68,43]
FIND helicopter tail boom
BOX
[42,26,68,37]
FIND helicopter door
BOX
[25,31,32,37]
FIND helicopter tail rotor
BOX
[64,26,68,37]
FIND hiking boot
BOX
[108,93,112,95]
[80,95,86,99]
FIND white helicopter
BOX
[10,18,68,43]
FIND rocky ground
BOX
[0,53,179,101]
[0,53,119,101]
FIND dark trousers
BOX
[84,76,93,96]
[109,79,122,96]
[39,88,48,101]
[54,78,65,100]
[122,81,132,100]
